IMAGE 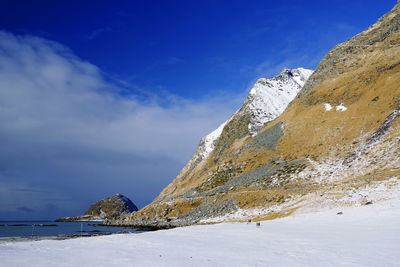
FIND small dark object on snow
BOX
[248,219,252,223]
[364,201,373,205]
[256,222,261,227]
[337,212,343,215]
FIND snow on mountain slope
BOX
[246,67,313,135]
[187,67,313,170]
[149,67,313,204]
[183,120,230,173]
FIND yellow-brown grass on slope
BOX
[116,3,400,227]
[275,58,400,162]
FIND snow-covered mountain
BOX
[183,68,313,175]
[109,2,400,228]
[246,68,313,135]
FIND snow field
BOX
[1,199,399,267]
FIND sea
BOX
[0,221,140,239]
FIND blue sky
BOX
[0,0,396,220]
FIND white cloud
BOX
[0,31,240,162]
[0,31,242,218]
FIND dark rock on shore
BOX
[56,214,102,222]
[56,194,138,222]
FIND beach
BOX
[1,199,399,267]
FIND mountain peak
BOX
[189,67,313,170]
[149,67,313,205]
[247,67,313,134]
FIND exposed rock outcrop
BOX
[57,194,137,222]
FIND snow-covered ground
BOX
[1,200,399,267]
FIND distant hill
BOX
[57,194,137,221]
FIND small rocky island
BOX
[56,194,138,222]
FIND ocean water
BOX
[0,221,139,238]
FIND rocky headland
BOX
[57,194,137,222]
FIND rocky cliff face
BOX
[154,67,312,205]
[110,2,400,228]
[57,194,137,221]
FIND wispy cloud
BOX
[87,26,112,40]
[0,31,240,219]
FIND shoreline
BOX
[0,230,138,243]
[1,201,399,266]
